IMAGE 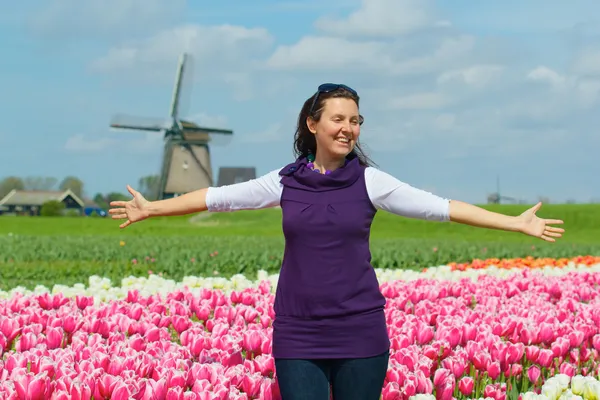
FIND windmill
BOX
[108,53,234,200]
[487,175,518,204]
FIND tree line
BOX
[0,175,160,209]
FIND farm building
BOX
[216,167,257,186]
[0,189,86,216]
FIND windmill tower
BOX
[108,53,234,200]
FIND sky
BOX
[1,0,599,204]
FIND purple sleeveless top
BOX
[272,156,390,359]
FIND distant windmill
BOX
[487,175,518,204]
[108,53,234,200]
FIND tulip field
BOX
[0,204,600,399]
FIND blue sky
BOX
[1,0,599,204]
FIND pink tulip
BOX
[458,376,474,396]
[433,368,451,387]
[0,318,21,343]
[537,349,554,368]
[527,365,541,384]
[381,382,402,400]
[242,330,264,357]
[559,361,576,377]
[436,376,455,400]
[511,363,523,377]
[13,372,51,400]
[525,345,540,363]
[592,334,600,352]
[486,361,501,380]
[46,326,64,349]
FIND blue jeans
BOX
[274,350,389,400]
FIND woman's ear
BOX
[306,116,317,134]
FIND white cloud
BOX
[571,47,600,77]
[64,132,162,154]
[526,66,566,87]
[28,0,185,39]
[265,36,391,72]
[64,134,117,153]
[265,33,476,78]
[525,66,600,108]
[314,0,443,38]
[89,23,275,102]
[90,24,273,75]
[185,113,230,129]
[387,35,476,76]
[387,92,449,110]
[241,123,286,144]
[438,64,505,88]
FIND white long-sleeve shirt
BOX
[205,167,451,222]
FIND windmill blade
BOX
[177,53,195,120]
[207,132,234,147]
[110,114,170,132]
[180,123,233,135]
[169,53,195,120]
[179,123,234,146]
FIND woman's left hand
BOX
[517,202,565,242]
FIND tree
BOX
[59,176,84,198]
[93,193,108,209]
[23,176,57,191]
[138,175,160,201]
[0,177,24,199]
[106,192,130,203]
[40,200,65,217]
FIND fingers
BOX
[127,185,137,197]
[111,213,128,220]
[108,207,128,217]
[540,224,565,242]
[531,202,543,213]
[544,230,562,238]
[109,201,128,208]
[120,220,131,229]
[545,219,564,225]
[540,235,556,242]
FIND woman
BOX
[109,83,565,399]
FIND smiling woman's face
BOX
[307,97,362,161]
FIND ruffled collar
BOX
[278,156,363,192]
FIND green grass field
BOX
[1,204,599,290]
[2,203,599,241]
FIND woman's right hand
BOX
[108,185,151,229]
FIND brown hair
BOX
[293,87,375,167]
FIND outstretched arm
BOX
[365,168,564,242]
[109,169,283,228]
[146,188,209,217]
[449,200,520,231]
[448,200,564,242]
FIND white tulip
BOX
[570,375,589,395]
[541,379,563,400]
[583,380,600,400]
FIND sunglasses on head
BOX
[308,83,363,125]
